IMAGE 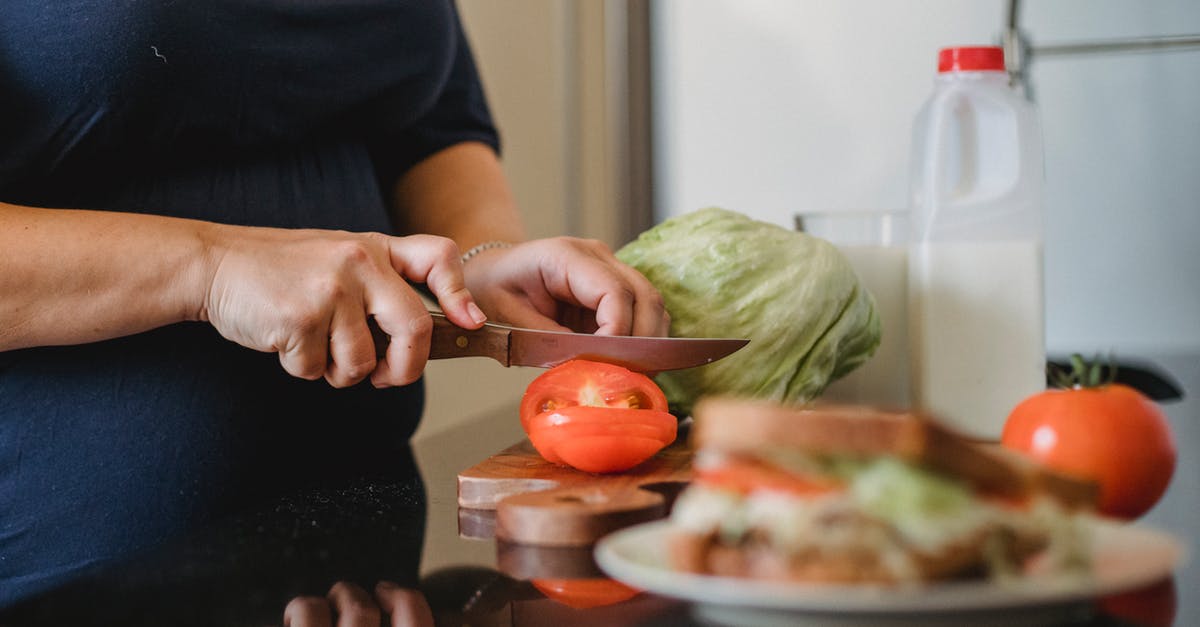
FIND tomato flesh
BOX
[520,360,676,473]
[520,360,669,430]
[526,406,676,472]
[554,435,668,474]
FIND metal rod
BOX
[1032,34,1200,57]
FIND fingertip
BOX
[436,291,486,329]
[441,303,484,330]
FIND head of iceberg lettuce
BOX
[616,207,881,416]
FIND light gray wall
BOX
[652,0,1200,355]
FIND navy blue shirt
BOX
[0,0,498,605]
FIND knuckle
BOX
[338,358,376,384]
[584,237,611,253]
[362,230,389,245]
[306,275,345,304]
[428,236,460,261]
[333,239,374,266]
[406,312,434,336]
[285,308,326,336]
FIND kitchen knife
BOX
[374,312,748,372]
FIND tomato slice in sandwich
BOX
[695,458,843,497]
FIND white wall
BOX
[653,0,1200,355]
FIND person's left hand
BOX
[283,581,433,627]
[461,237,670,337]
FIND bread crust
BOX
[691,397,1097,508]
[668,526,1045,584]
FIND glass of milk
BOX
[795,209,910,408]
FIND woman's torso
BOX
[0,0,476,603]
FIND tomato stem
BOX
[1049,353,1118,389]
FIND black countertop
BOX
[2,352,1195,627]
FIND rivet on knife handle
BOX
[369,313,512,366]
[428,313,512,365]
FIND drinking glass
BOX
[795,209,910,407]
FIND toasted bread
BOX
[691,397,1097,508]
[669,526,1045,584]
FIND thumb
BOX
[388,235,486,329]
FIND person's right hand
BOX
[202,228,486,388]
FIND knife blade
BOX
[421,312,747,372]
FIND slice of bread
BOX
[668,526,1044,584]
[691,397,1097,508]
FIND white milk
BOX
[821,245,910,408]
[908,240,1045,439]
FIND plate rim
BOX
[593,518,1187,615]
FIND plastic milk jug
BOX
[908,46,1046,440]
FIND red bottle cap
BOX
[938,46,1005,73]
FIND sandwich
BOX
[668,397,1097,584]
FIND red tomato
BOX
[1001,382,1175,519]
[695,459,843,497]
[520,360,669,431]
[531,578,640,609]
[520,360,676,473]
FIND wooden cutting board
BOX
[457,430,693,547]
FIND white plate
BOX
[594,518,1185,623]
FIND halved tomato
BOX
[520,360,676,473]
[519,360,669,431]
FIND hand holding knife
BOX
[374,312,748,373]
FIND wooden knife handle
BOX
[428,313,512,364]
[370,313,511,365]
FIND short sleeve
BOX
[368,5,500,191]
